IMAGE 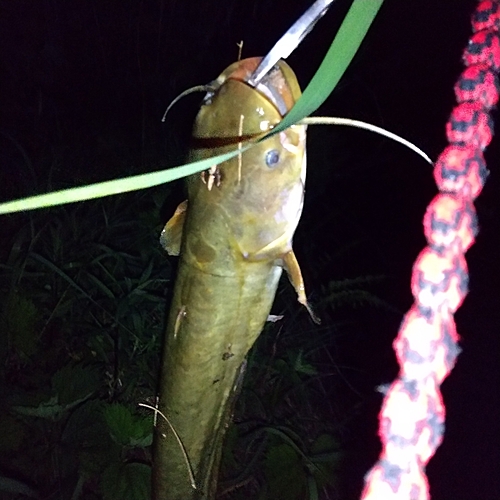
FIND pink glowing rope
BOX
[362,2,500,498]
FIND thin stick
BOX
[236,40,244,61]
[238,114,244,183]
[139,403,197,490]
[302,116,433,165]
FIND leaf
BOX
[291,350,318,376]
[0,476,40,498]
[10,365,98,420]
[103,403,153,447]
[310,433,339,455]
[52,363,100,405]
[10,395,57,418]
[12,394,91,420]
[0,0,384,214]
[307,434,342,488]
[2,292,39,357]
[62,401,122,477]
[264,443,305,500]
[62,399,107,446]
[84,272,116,299]
[307,475,319,500]
[101,462,151,500]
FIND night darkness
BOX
[1,0,499,499]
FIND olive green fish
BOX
[152,57,316,500]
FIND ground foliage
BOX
[0,186,391,499]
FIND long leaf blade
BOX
[0,0,383,215]
[278,0,384,131]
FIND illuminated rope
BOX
[361,1,500,498]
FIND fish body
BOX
[153,57,310,499]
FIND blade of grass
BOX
[28,252,138,337]
[277,0,384,132]
[0,0,383,215]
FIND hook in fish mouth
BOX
[246,0,337,87]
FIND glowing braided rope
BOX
[362,2,500,498]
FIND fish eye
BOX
[265,149,280,168]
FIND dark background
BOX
[1,0,499,498]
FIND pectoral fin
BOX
[283,250,320,324]
[160,200,188,256]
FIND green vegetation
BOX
[0,193,388,499]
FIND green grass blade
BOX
[0,152,241,215]
[277,0,384,132]
[0,0,383,215]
